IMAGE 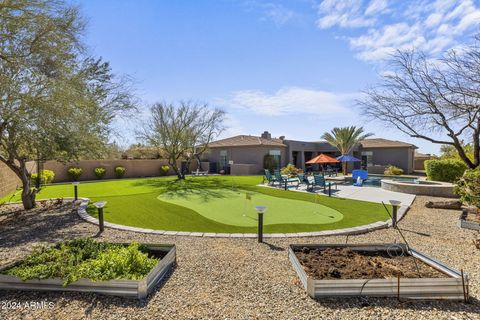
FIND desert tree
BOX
[321,126,373,175]
[359,37,480,169]
[0,0,137,209]
[140,101,225,179]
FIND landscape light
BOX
[72,181,80,201]
[389,200,401,228]
[93,201,107,233]
[255,206,267,243]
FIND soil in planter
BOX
[295,247,445,280]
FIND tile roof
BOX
[360,138,417,149]
[209,135,286,147]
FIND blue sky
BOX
[74,0,480,154]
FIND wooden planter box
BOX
[289,244,468,301]
[0,244,176,299]
[458,209,480,231]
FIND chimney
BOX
[261,131,271,139]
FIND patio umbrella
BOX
[305,153,339,164]
[336,154,361,162]
[336,154,361,175]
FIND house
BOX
[203,131,417,175]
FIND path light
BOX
[72,182,80,201]
[255,206,267,243]
[93,201,107,233]
[389,200,401,228]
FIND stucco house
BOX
[203,131,417,175]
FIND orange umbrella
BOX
[306,153,339,164]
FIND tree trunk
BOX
[16,160,37,210]
[169,160,184,180]
[342,162,347,175]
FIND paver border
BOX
[70,197,409,238]
[3,197,408,238]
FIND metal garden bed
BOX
[289,243,468,301]
[0,243,176,299]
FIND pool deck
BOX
[259,183,416,207]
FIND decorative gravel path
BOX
[0,196,479,320]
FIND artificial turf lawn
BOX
[2,176,390,233]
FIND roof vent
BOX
[261,131,271,139]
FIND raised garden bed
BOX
[289,243,468,300]
[458,209,480,231]
[0,239,176,299]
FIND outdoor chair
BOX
[274,171,299,190]
[192,168,208,176]
[297,173,306,184]
[263,169,277,185]
[313,174,337,193]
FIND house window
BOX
[269,150,281,169]
[361,151,373,167]
[219,150,228,169]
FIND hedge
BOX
[424,159,467,183]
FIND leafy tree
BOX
[321,126,373,175]
[440,144,474,162]
[139,101,225,179]
[359,37,480,169]
[0,0,136,209]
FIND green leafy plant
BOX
[114,166,126,179]
[94,167,107,179]
[263,155,277,172]
[30,170,55,185]
[424,159,467,182]
[160,165,170,176]
[2,238,159,286]
[67,167,83,181]
[280,163,303,177]
[454,168,480,208]
[384,165,403,175]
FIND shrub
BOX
[114,166,127,179]
[454,168,480,208]
[94,167,107,179]
[280,163,303,176]
[424,159,467,182]
[384,165,404,175]
[263,155,277,172]
[30,170,55,185]
[1,238,158,286]
[160,165,170,176]
[67,167,83,181]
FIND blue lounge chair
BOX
[352,169,368,187]
[297,173,306,184]
[274,171,299,190]
[263,169,277,185]
[313,175,337,193]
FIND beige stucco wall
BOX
[204,146,287,174]
[0,161,37,198]
[44,160,180,182]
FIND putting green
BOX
[158,189,343,227]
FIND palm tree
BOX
[321,126,373,175]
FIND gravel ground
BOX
[0,196,479,320]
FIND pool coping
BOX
[70,197,409,238]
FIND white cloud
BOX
[316,0,480,62]
[262,3,298,26]
[218,87,357,116]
